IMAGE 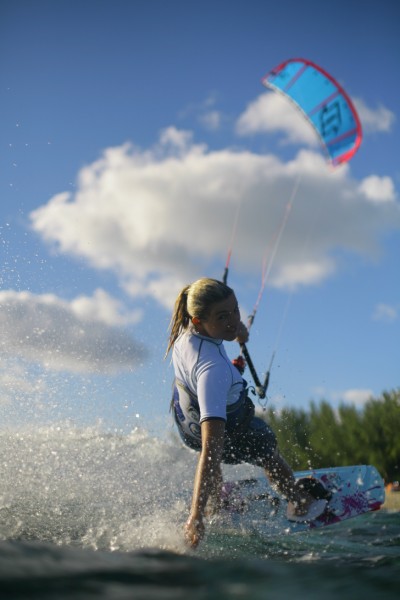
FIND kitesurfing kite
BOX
[261,57,362,166]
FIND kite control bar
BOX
[239,343,270,400]
[232,343,270,400]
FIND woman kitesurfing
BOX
[166,59,362,548]
[166,278,328,547]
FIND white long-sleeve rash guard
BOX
[172,329,245,430]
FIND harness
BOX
[171,377,255,445]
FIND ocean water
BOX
[0,424,399,599]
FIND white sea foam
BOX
[0,422,255,552]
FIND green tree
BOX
[361,390,400,481]
[264,406,311,469]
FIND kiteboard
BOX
[217,465,385,533]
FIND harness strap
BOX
[172,378,255,434]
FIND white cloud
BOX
[71,288,142,326]
[179,92,223,131]
[199,110,222,131]
[341,389,374,406]
[0,290,146,374]
[30,128,400,309]
[373,303,398,322]
[325,387,375,407]
[159,127,195,154]
[270,257,336,290]
[236,93,316,145]
[353,97,396,133]
[358,175,396,203]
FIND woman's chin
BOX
[224,330,238,341]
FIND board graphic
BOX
[217,465,385,534]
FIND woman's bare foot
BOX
[287,494,328,522]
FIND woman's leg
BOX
[222,416,320,517]
[263,448,315,515]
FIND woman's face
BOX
[194,293,241,341]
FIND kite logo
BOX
[320,101,342,138]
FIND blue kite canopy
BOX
[262,58,362,166]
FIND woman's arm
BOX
[184,418,225,548]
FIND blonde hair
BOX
[165,278,233,356]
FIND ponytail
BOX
[165,285,191,357]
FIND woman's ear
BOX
[192,317,201,326]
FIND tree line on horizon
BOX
[259,388,399,483]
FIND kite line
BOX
[223,174,302,401]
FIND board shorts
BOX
[172,392,277,467]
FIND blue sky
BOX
[1,0,399,434]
